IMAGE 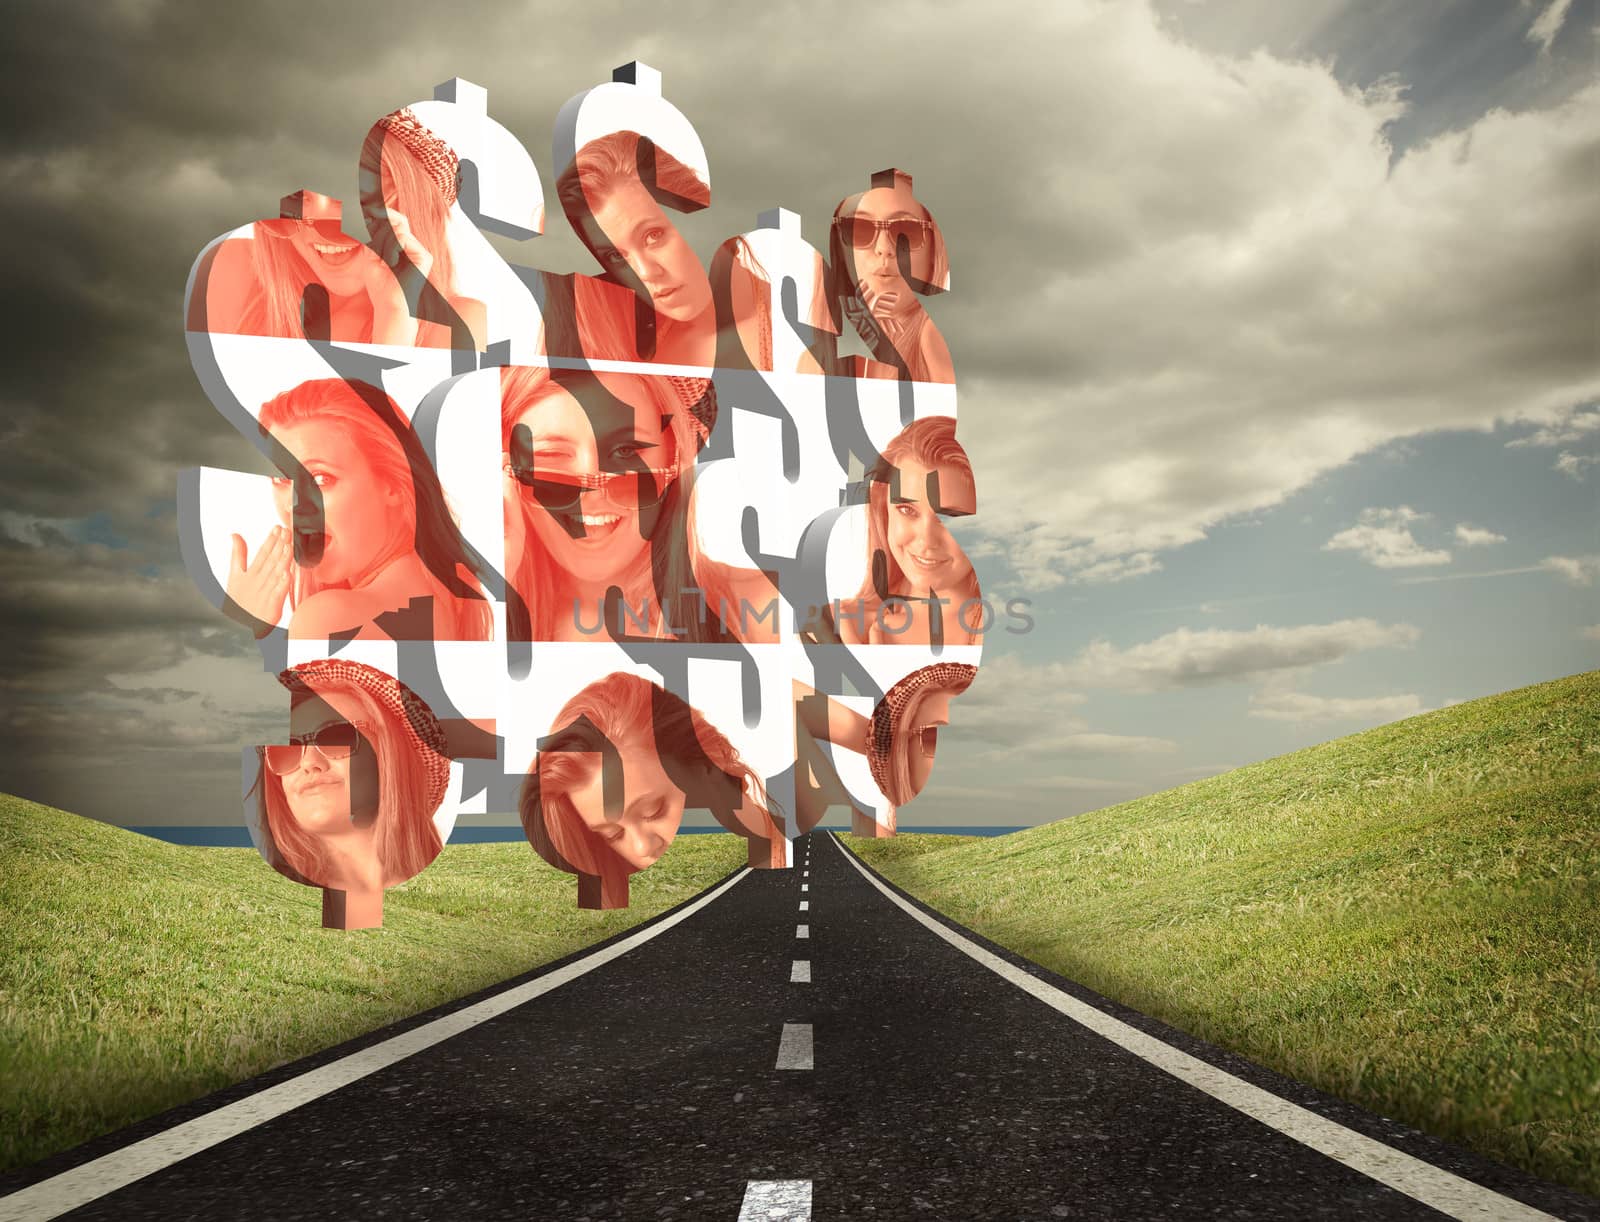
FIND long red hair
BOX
[518,672,780,900]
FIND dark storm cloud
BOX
[1,0,1594,824]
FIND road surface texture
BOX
[3,831,1595,1221]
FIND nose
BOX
[296,746,328,776]
[623,823,663,867]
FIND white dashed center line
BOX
[796,924,809,938]
[775,1023,814,1070]
[791,960,810,983]
[801,884,808,892]
[739,1179,811,1220]
[799,901,809,911]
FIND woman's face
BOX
[904,688,953,799]
[280,693,379,835]
[565,740,687,872]
[582,180,713,324]
[841,181,936,319]
[270,418,401,585]
[509,379,675,594]
[884,457,976,597]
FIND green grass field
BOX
[0,801,745,1174]
[847,670,1600,1197]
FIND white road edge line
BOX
[0,868,754,1222]
[829,834,1560,1222]
[739,1178,811,1220]
[791,960,811,984]
[775,1023,814,1071]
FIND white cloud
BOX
[1527,0,1576,54]
[1554,451,1597,480]
[1248,684,1426,724]
[1453,523,1507,547]
[1323,506,1452,568]
[1061,618,1421,691]
[1507,408,1600,448]
[1580,625,1600,641]
[1541,554,1600,585]
[952,11,1600,587]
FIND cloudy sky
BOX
[2,0,1595,832]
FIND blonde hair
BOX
[259,378,492,640]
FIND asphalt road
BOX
[3,832,1596,1221]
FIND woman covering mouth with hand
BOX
[224,378,493,642]
[252,659,452,928]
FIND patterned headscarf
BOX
[867,662,977,797]
[277,658,452,815]
[373,107,461,207]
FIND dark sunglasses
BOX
[265,722,369,776]
[833,215,934,251]
[503,459,677,511]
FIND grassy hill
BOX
[847,670,1600,1197]
[0,800,746,1174]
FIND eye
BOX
[641,227,667,248]
[894,503,919,519]
[311,473,335,488]
[598,823,625,842]
[645,804,673,823]
[270,475,291,490]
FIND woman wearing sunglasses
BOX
[830,172,954,384]
[252,659,452,927]
[519,671,785,909]
[499,363,778,642]
[225,378,493,643]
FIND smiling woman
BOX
[499,363,777,642]
[829,415,982,645]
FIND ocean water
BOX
[127,825,1028,847]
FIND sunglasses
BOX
[265,721,370,776]
[833,215,934,251]
[502,460,679,511]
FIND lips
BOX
[309,241,362,266]
[556,509,625,543]
[907,551,948,571]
